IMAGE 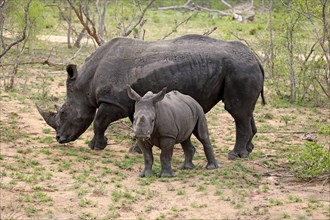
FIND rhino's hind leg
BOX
[247,116,257,153]
[178,137,196,170]
[193,118,219,169]
[227,115,252,160]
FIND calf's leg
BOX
[159,138,176,177]
[137,139,154,177]
[128,115,143,154]
[178,137,196,170]
[193,117,219,169]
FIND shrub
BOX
[287,142,330,180]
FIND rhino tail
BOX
[257,58,266,106]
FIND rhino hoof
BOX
[179,162,195,170]
[89,136,108,150]
[206,162,219,170]
[247,143,255,153]
[228,150,249,160]
[129,145,142,154]
[139,170,154,177]
[160,171,176,178]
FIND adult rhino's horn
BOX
[36,105,57,130]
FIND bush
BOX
[287,142,330,180]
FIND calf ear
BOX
[66,64,78,80]
[152,87,167,103]
[127,85,141,101]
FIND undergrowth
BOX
[287,142,330,180]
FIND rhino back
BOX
[152,91,203,144]
[78,35,261,113]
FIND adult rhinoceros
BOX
[37,34,266,160]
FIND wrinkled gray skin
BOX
[37,34,266,160]
[127,86,219,177]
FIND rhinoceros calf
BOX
[37,34,266,160]
[127,86,219,177]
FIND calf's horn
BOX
[36,105,57,130]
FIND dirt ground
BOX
[0,37,329,220]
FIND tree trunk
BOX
[96,0,108,41]
[0,8,5,50]
[287,2,296,103]
[74,28,86,48]
[0,0,6,50]
[67,0,72,48]
[268,0,274,78]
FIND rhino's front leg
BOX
[159,138,176,177]
[138,140,154,177]
[89,103,123,150]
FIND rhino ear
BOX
[66,64,77,80]
[152,87,167,103]
[127,85,141,102]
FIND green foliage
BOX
[263,0,330,106]
[5,0,48,39]
[287,142,330,180]
[316,124,330,135]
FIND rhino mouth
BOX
[56,134,79,144]
[134,134,151,140]
[56,135,70,144]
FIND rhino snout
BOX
[134,133,151,138]
[133,129,151,139]
[56,135,70,144]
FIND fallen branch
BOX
[0,59,66,67]
[158,0,231,17]
[158,0,193,11]
[1,45,83,67]
[264,172,294,178]
[258,131,317,134]
[195,5,231,16]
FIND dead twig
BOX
[115,0,155,37]
[161,13,196,40]
[203,27,217,36]
[124,0,155,37]
[67,0,103,46]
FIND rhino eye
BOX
[59,111,66,120]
